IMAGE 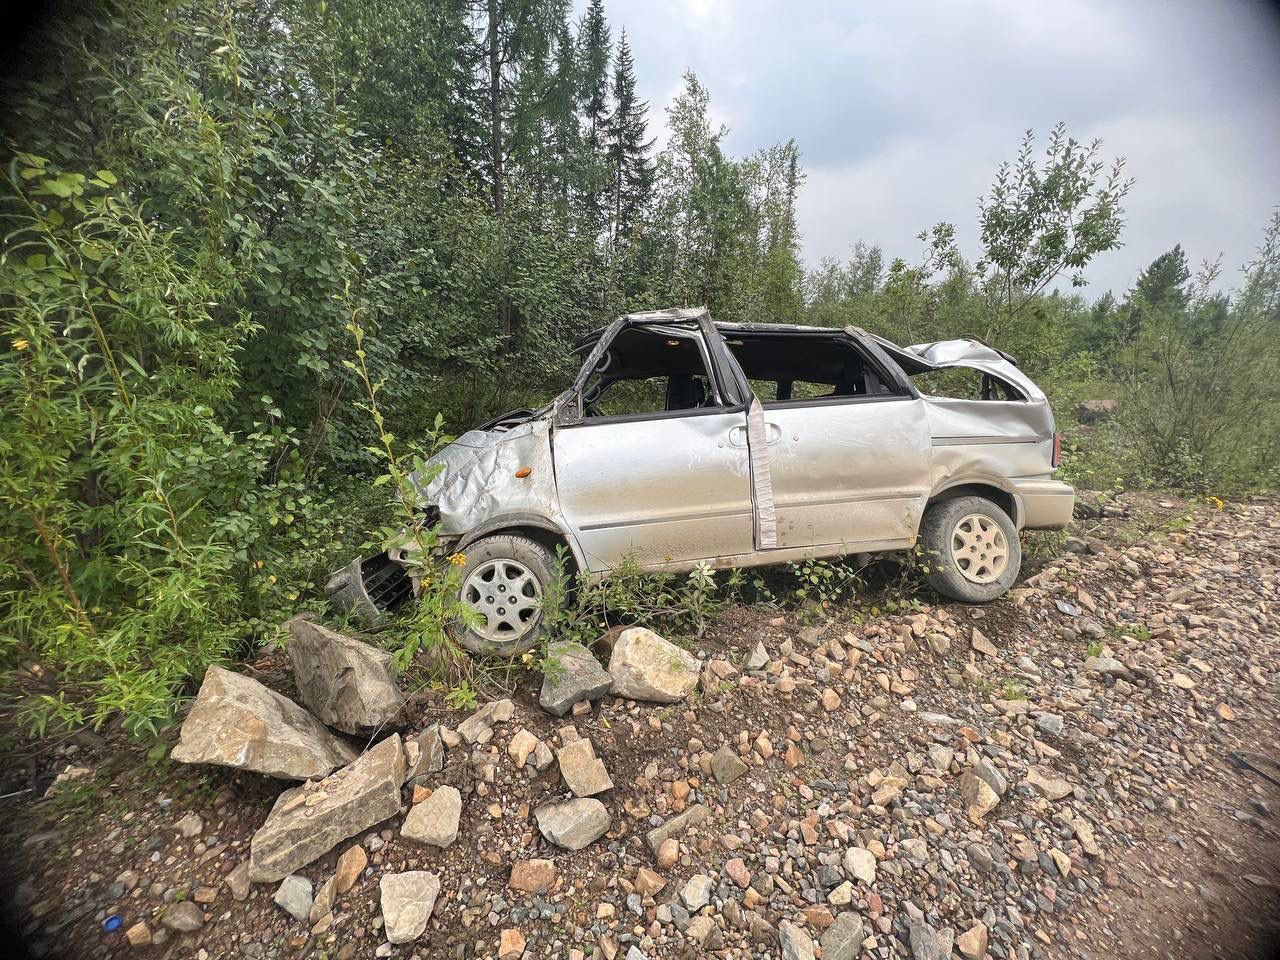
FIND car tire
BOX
[455,534,554,657]
[919,495,1021,602]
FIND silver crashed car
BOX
[327,307,1074,655]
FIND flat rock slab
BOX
[608,627,701,703]
[172,666,355,780]
[273,875,312,922]
[381,871,440,944]
[534,798,610,851]
[540,641,613,716]
[509,859,557,895]
[908,921,954,960]
[779,919,816,960]
[1024,764,1074,800]
[711,744,748,784]
[406,725,444,784]
[556,738,614,797]
[286,616,404,734]
[249,734,406,882]
[821,913,865,960]
[402,785,461,847]
[1084,654,1132,678]
[645,803,710,854]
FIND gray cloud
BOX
[588,0,1280,295]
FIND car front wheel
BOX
[919,495,1021,602]
[455,534,553,656]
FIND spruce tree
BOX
[576,0,612,233]
[605,29,654,246]
[546,16,583,205]
[1123,244,1191,343]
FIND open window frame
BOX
[555,309,750,428]
[715,323,918,411]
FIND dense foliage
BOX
[1,0,1276,735]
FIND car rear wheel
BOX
[455,534,553,656]
[919,495,1021,602]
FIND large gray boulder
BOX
[1076,398,1119,423]
[286,616,404,734]
[380,871,441,944]
[249,734,406,882]
[172,666,355,780]
[534,798,610,851]
[539,641,613,716]
[607,627,701,704]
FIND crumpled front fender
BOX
[411,419,563,539]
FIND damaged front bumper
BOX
[324,529,458,627]
[324,551,414,627]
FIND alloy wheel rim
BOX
[462,559,542,643]
[951,513,1009,584]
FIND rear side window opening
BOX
[724,333,904,406]
[910,367,1026,401]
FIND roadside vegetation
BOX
[2,0,1277,738]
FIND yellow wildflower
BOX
[12,338,30,351]
[448,552,467,567]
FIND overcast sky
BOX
[583,0,1280,297]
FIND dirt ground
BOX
[2,492,1278,960]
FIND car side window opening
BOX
[580,326,722,419]
[910,367,1025,401]
[724,334,900,406]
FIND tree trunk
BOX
[486,0,513,337]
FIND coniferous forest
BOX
[2,0,1277,732]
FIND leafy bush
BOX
[0,151,309,734]
[1115,218,1280,493]
[0,1,390,734]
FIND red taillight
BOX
[1052,432,1062,468]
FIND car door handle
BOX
[728,424,781,447]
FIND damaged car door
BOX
[551,319,756,571]
[721,325,932,550]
